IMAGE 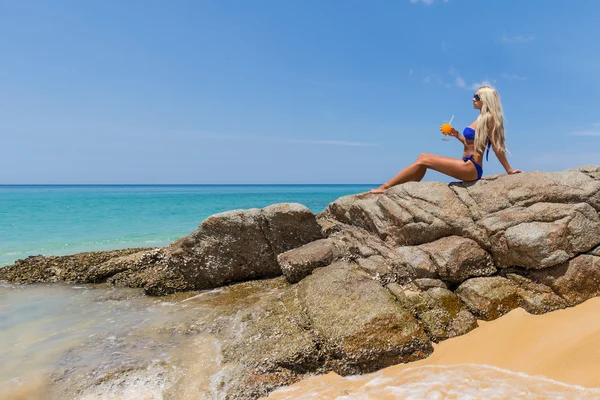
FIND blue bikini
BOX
[461,127,491,181]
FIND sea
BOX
[2,185,600,399]
[0,184,372,267]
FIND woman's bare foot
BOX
[369,185,387,194]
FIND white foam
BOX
[268,364,600,400]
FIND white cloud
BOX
[449,69,492,90]
[423,75,431,84]
[570,123,600,137]
[501,73,528,81]
[409,69,413,75]
[470,80,493,90]
[500,34,535,43]
[410,0,448,4]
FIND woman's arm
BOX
[488,119,522,174]
[448,128,468,146]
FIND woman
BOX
[369,86,522,194]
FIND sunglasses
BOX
[473,94,481,101]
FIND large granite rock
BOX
[323,182,489,247]
[155,203,323,293]
[295,262,432,374]
[478,202,600,269]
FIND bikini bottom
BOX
[463,155,483,180]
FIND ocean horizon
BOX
[0,184,374,267]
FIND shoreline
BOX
[267,297,600,398]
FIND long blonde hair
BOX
[475,86,507,155]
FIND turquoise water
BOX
[0,185,371,267]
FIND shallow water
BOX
[4,281,600,400]
[0,282,226,399]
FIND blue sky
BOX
[1,0,599,184]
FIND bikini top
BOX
[463,127,492,161]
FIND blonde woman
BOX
[370,86,522,194]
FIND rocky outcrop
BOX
[0,248,152,284]
[0,203,322,295]
[2,166,600,400]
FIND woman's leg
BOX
[370,153,478,193]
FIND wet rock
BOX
[386,283,477,342]
[296,262,432,375]
[219,286,322,398]
[0,248,152,284]
[85,248,164,284]
[456,276,567,320]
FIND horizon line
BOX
[0,183,379,186]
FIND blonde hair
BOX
[475,86,507,156]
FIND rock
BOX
[296,262,432,374]
[386,283,477,342]
[85,249,164,284]
[478,202,600,269]
[451,170,600,218]
[526,254,600,306]
[589,245,600,256]
[456,276,567,320]
[0,248,152,284]
[418,236,496,284]
[155,203,322,293]
[220,286,322,399]
[412,278,447,290]
[277,238,343,283]
[322,182,488,247]
[394,246,437,279]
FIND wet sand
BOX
[267,297,600,399]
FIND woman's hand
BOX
[447,128,460,138]
[508,169,523,174]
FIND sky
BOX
[1,0,599,184]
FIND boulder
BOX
[418,236,496,284]
[386,283,477,342]
[296,262,432,374]
[526,254,600,306]
[451,169,600,219]
[478,202,600,269]
[456,276,566,320]
[322,182,488,247]
[277,239,343,283]
[155,203,322,293]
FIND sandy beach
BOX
[267,297,600,399]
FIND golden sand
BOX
[267,297,600,399]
